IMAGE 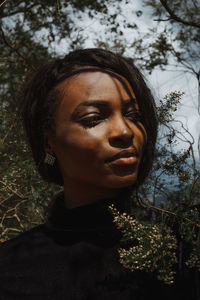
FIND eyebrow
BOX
[71,98,138,119]
[75,98,137,109]
[77,100,109,108]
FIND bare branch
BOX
[0,180,27,199]
[152,170,166,205]
[159,0,200,29]
[145,203,200,228]
[0,1,41,19]
[0,0,9,9]
[154,18,171,22]
[189,174,200,203]
[0,25,35,70]
[136,191,200,227]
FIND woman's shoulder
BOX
[0,223,49,263]
[0,192,64,260]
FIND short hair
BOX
[19,48,158,187]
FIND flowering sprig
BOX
[109,205,177,285]
[186,244,200,272]
[177,207,200,271]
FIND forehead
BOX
[56,71,137,114]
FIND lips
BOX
[106,149,139,165]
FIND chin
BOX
[107,174,137,189]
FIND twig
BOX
[1,227,21,236]
[0,25,35,70]
[143,202,200,228]
[0,0,9,9]
[0,180,27,199]
[56,0,60,15]
[159,0,200,29]
[154,18,171,22]
[1,122,16,144]
[189,175,200,202]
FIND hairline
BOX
[48,66,142,136]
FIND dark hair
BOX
[19,48,158,187]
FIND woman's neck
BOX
[63,181,121,209]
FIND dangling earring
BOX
[44,153,55,166]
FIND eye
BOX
[125,110,142,122]
[79,114,103,128]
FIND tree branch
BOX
[146,203,200,228]
[0,0,9,9]
[0,25,35,70]
[159,0,200,29]
[0,180,27,199]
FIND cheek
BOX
[54,125,105,166]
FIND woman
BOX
[0,48,197,299]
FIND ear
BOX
[44,130,55,154]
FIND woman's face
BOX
[47,71,147,201]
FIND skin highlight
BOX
[45,71,147,208]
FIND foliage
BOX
[0,105,61,241]
[109,204,177,285]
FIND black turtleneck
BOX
[45,193,123,247]
[0,193,199,300]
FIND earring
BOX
[44,153,55,166]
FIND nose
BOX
[108,114,134,148]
